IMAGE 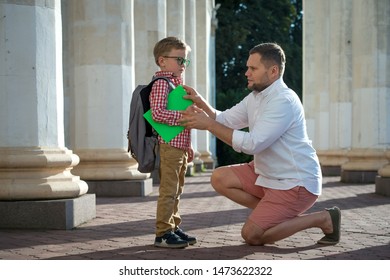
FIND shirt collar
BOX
[154,71,182,84]
[155,71,174,77]
[253,77,284,98]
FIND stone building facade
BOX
[303,0,390,196]
[0,0,389,229]
[0,0,217,229]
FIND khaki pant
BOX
[156,143,188,237]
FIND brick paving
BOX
[0,171,389,260]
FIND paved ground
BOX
[0,170,389,260]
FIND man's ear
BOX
[271,65,280,78]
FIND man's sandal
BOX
[317,206,341,245]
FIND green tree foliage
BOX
[215,0,302,166]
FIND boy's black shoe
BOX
[154,231,189,248]
[174,228,197,245]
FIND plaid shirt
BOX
[149,71,191,151]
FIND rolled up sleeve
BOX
[232,130,246,153]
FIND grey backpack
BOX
[127,76,175,173]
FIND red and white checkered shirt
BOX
[149,71,191,151]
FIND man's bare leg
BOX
[241,210,335,245]
[211,166,338,246]
[211,166,259,209]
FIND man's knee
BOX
[241,228,262,246]
[241,221,265,246]
[210,167,227,192]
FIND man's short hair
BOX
[249,43,286,76]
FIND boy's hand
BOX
[187,147,194,163]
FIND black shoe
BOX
[154,231,189,248]
[317,206,341,245]
[174,228,197,245]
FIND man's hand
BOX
[182,85,216,119]
[180,105,211,130]
[182,85,206,106]
[181,85,234,146]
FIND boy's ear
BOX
[157,56,165,66]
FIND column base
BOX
[0,147,88,200]
[194,161,204,173]
[186,162,196,176]
[86,179,153,197]
[199,151,216,170]
[375,176,390,197]
[341,170,378,183]
[0,194,96,230]
[203,161,215,170]
[321,165,341,176]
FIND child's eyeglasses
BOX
[163,56,190,67]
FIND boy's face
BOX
[158,48,189,78]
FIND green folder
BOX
[143,85,193,143]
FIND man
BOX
[180,42,341,246]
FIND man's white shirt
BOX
[216,78,322,195]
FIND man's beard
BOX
[248,82,270,92]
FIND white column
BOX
[62,0,151,195]
[195,0,214,168]
[184,0,197,88]
[167,0,185,38]
[209,0,218,164]
[303,0,390,181]
[371,0,390,194]
[132,0,167,182]
[304,0,349,175]
[184,0,201,172]
[318,0,353,175]
[0,0,87,200]
[341,0,389,183]
[0,0,95,229]
[303,0,330,149]
[328,0,353,150]
[134,0,166,85]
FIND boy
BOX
[150,37,196,248]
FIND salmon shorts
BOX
[230,161,318,231]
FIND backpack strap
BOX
[150,76,176,91]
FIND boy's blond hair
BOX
[153,37,191,66]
